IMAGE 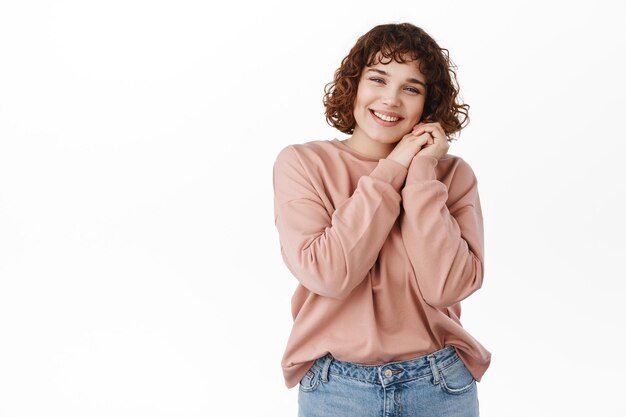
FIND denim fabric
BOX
[298,345,479,417]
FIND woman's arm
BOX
[400,155,485,308]
[273,145,407,300]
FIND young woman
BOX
[272,22,490,417]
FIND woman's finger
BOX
[412,126,432,137]
[414,125,445,143]
[411,134,429,148]
[412,130,432,141]
[412,122,427,131]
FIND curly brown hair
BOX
[323,23,469,141]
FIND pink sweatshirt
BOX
[272,138,491,389]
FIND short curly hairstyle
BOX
[323,23,469,141]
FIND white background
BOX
[1,0,625,416]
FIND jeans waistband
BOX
[311,345,459,387]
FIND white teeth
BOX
[373,111,400,122]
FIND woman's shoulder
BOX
[274,139,337,167]
[278,138,334,154]
[438,152,476,172]
[434,153,481,197]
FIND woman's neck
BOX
[342,130,397,159]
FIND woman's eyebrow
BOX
[366,68,427,88]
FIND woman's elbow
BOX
[421,269,484,308]
[296,267,358,300]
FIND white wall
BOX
[1,0,624,416]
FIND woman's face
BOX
[352,54,427,144]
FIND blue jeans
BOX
[298,345,479,417]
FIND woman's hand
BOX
[386,121,449,168]
[386,128,431,169]
[411,121,449,160]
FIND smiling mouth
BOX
[369,109,403,123]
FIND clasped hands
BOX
[387,121,450,169]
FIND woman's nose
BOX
[381,91,401,107]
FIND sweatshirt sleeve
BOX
[400,155,485,308]
[273,145,408,300]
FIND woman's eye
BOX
[368,78,421,95]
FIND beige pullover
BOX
[272,138,491,389]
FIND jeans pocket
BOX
[438,357,476,395]
[298,366,321,393]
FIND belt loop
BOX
[320,353,333,382]
[427,354,440,385]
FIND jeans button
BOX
[384,369,393,378]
